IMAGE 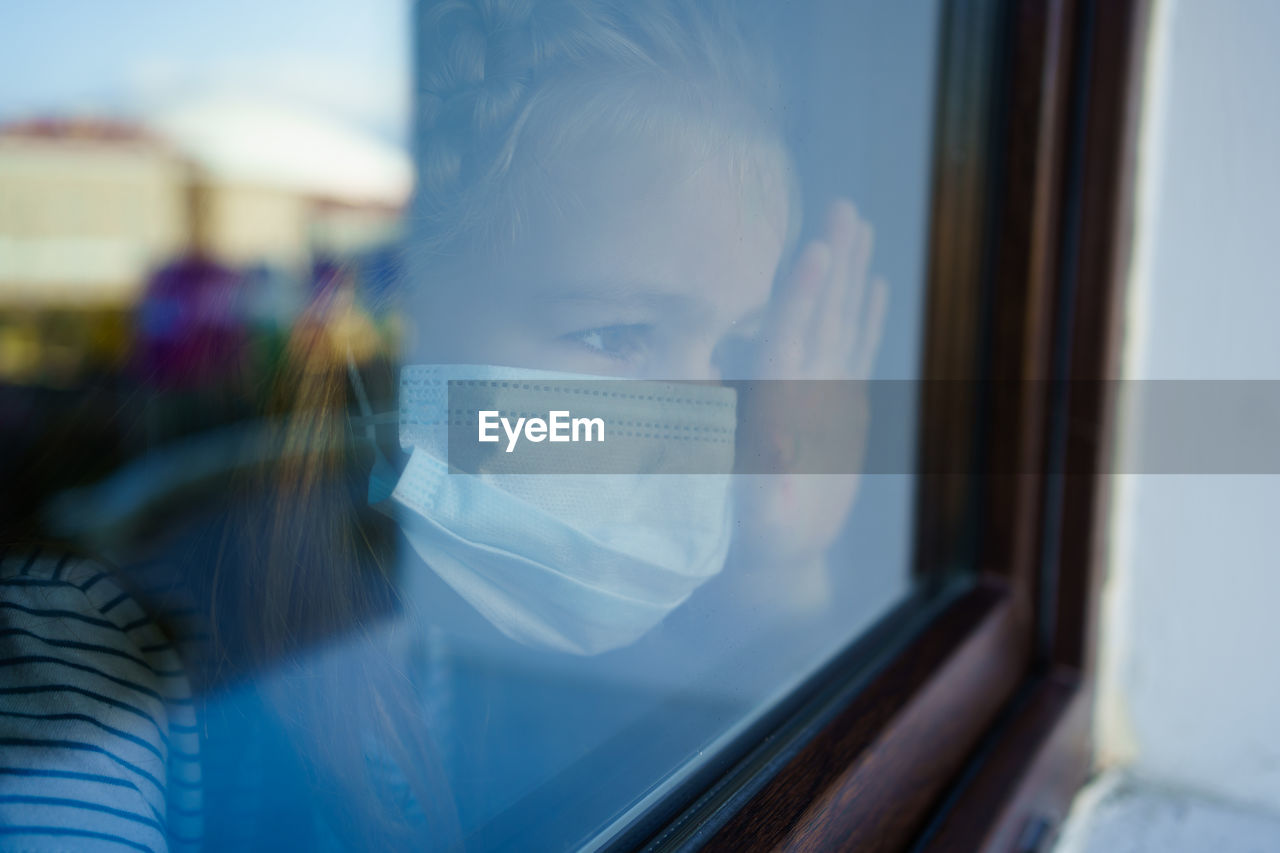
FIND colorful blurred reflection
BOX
[0,108,408,549]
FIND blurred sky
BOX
[0,0,411,145]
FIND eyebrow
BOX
[539,281,703,311]
[536,279,768,329]
[732,306,767,334]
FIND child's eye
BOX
[562,324,653,361]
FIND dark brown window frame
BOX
[630,0,1151,850]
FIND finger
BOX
[812,200,859,369]
[852,276,889,379]
[765,241,830,375]
[843,211,875,339]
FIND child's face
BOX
[409,144,788,380]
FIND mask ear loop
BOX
[346,348,399,436]
[346,347,402,505]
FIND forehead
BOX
[516,142,790,307]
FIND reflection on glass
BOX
[0,1,940,850]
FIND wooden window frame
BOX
[626,0,1151,849]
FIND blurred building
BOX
[0,101,412,384]
[150,96,411,268]
[0,119,189,307]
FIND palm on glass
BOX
[732,200,888,610]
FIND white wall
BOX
[1097,0,1280,815]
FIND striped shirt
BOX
[0,548,203,852]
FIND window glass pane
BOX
[0,1,947,849]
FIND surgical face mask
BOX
[370,364,737,656]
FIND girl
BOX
[0,0,884,849]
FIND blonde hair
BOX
[409,0,795,262]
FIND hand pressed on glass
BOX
[733,199,889,608]
[761,199,888,381]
